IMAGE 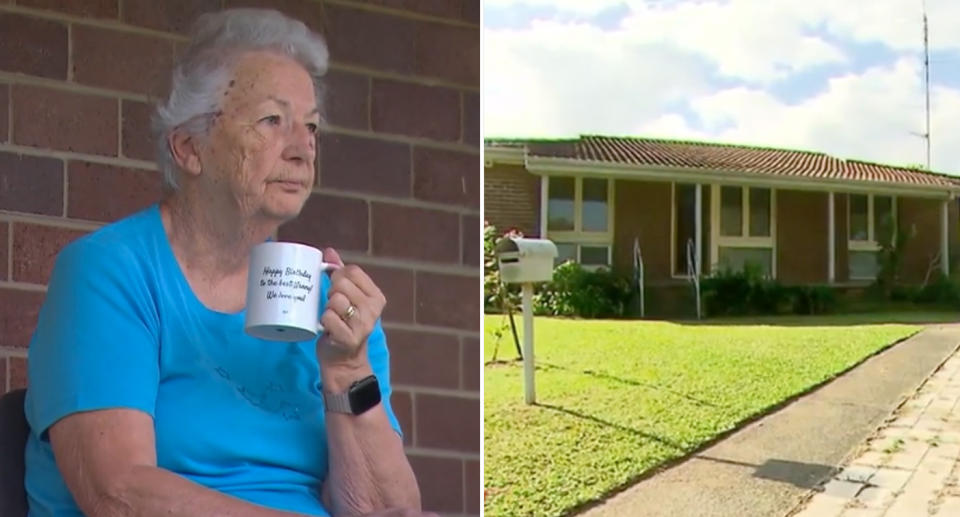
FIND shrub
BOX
[534,261,633,318]
[701,263,837,316]
[483,222,522,313]
[914,272,960,305]
[700,263,768,316]
[790,285,838,315]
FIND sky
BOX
[483,0,960,174]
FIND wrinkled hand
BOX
[316,248,386,370]
[356,510,440,517]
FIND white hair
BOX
[152,8,329,191]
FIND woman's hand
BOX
[359,510,439,517]
[316,247,386,372]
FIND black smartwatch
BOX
[323,375,381,415]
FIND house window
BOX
[544,176,614,268]
[547,177,575,231]
[713,185,775,277]
[848,194,896,280]
[673,183,697,276]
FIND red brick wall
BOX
[777,189,829,284]
[898,196,943,284]
[483,162,540,236]
[0,1,480,515]
[613,179,671,280]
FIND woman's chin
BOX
[261,193,309,221]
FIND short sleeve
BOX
[25,238,161,440]
[319,273,402,438]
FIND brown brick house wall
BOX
[613,179,671,281]
[483,162,540,236]
[0,1,480,515]
[899,196,943,284]
[777,189,828,284]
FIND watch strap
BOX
[323,390,353,413]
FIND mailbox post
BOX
[495,237,558,404]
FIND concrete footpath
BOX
[578,324,960,517]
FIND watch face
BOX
[348,376,381,414]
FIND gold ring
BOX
[344,305,358,320]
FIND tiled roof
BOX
[489,135,958,188]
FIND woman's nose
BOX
[282,125,316,164]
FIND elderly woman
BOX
[22,8,432,517]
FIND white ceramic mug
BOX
[245,241,338,342]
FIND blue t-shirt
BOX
[23,204,401,517]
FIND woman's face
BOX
[197,51,319,222]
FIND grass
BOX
[483,313,955,516]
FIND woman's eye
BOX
[260,115,281,125]
[306,123,319,134]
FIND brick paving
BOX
[789,350,960,517]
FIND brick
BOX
[0,84,7,142]
[389,329,460,389]
[461,0,480,24]
[462,215,480,267]
[325,4,416,74]
[122,0,221,34]
[324,70,368,131]
[17,0,117,18]
[371,80,460,142]
[121,100,155,161]
[364,0,463,20]
[416,394,479,453]
[9,356,26,390]
[391,390,413,446]
[278,193,369,253]
[463,91,479,146]
[413,147,479,208]
[462,336,479,391]
[0,288,45,349]
[0,14,67,80]
[0,152,64,216]
[13,85,118,156]
[0,223,7,281]
[12,224,87,285]
[73,25,174,97]
[415,23,479,86]
[319,133,410,197]
[416,272,480,331]
[464,458,480,514]
[408,455,464,514]
[68,162,160,222]
[223,0,328,34]
[371,204,459,263]
[360,264,413,323]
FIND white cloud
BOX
[483,0,960,173]
[636,58,960,172]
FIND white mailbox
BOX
[496,238,558,284]
[494,237,558,405]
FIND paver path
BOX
[789,339,960,517]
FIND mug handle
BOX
[315,261,342,334]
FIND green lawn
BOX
[483,313,956,516]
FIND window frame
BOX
[847,193,897,280]
[542,175,615,269]
[709,184,778,278]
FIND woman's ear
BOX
[168,129,202,178]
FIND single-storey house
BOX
[485,135,960,316]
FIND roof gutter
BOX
[484,146,525,165]
[522,155,960,200]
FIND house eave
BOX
[523,155,959,199]
[484,146,525,166]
